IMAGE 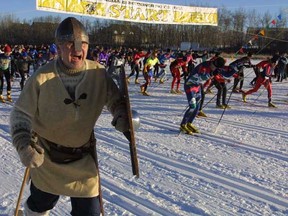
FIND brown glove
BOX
[17,143,44,168]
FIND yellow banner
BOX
[36,0,218,26]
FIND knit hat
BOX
[4,45,12,53]
[212,57,225,68]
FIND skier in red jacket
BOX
[242,59,277,107]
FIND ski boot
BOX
[7,91,12,102]
[242,92,247,103]
[268,102,277,108]
[205,89,213,94]
[180,124,193,135]
[216,104,225,109]
[0,95,5,103]
[170,89,177,94]
[187,123,200,133]
[197,110,207,118]
[142,91,150,96]
[223,104,231,109]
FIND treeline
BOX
[0,8,287,53]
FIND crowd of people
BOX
[0,43,58,103]
[88,46,287,135]
[1,42,287,110]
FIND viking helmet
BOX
[55,17,89,52]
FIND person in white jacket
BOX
[10,17,130,216]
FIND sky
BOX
[0,0,287,21]
[0,58,287,215]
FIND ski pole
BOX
[252,86,266,103]
[214,84,234,134]
[202,91,218,109]
[14,167,30,216]
[251,87,267,115]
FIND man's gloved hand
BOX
[17,143,45,168]
[112,114,129,133]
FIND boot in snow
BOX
[242,92,247,102]
[216,104,225,109]
[140,85,145,93]
[0,95,5,103]
[170,89,177,94]
[187,123,200,133]
[180,124,193,135]
[7,91,12,102]
[223,104,231,109]
[142,91,150,96]
[205,89,213,94]
[197,110,207,118]
[268,102,277,108]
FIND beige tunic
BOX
[14,59,124,197]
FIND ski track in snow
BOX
[0,61,288,215]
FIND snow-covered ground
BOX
[0,60,287,216]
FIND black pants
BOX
[199,84,205,110]
[0,69,11,95]
[214,81,227,106]
[128,62,140,80]
[19,69,28,90]
[27,182,101,216]
[233,67,244,90]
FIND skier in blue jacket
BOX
[180,57,226,134]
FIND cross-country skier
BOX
[0,45,12,102]
[155,48,175,84]
[169,53,187,94]
[212,66,239,109]
[180,57,226,134]
[202,52,222,95]
[126,48,146,84]
[10,17,130,215]
[230,52,254,93]
[242,58,277,107]
[16,51,34,90]
[275,52,288,82]
[140,50,159,96]
[107,49,126,86]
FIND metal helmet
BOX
[55,17,89,52]
[131,110,141,131]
